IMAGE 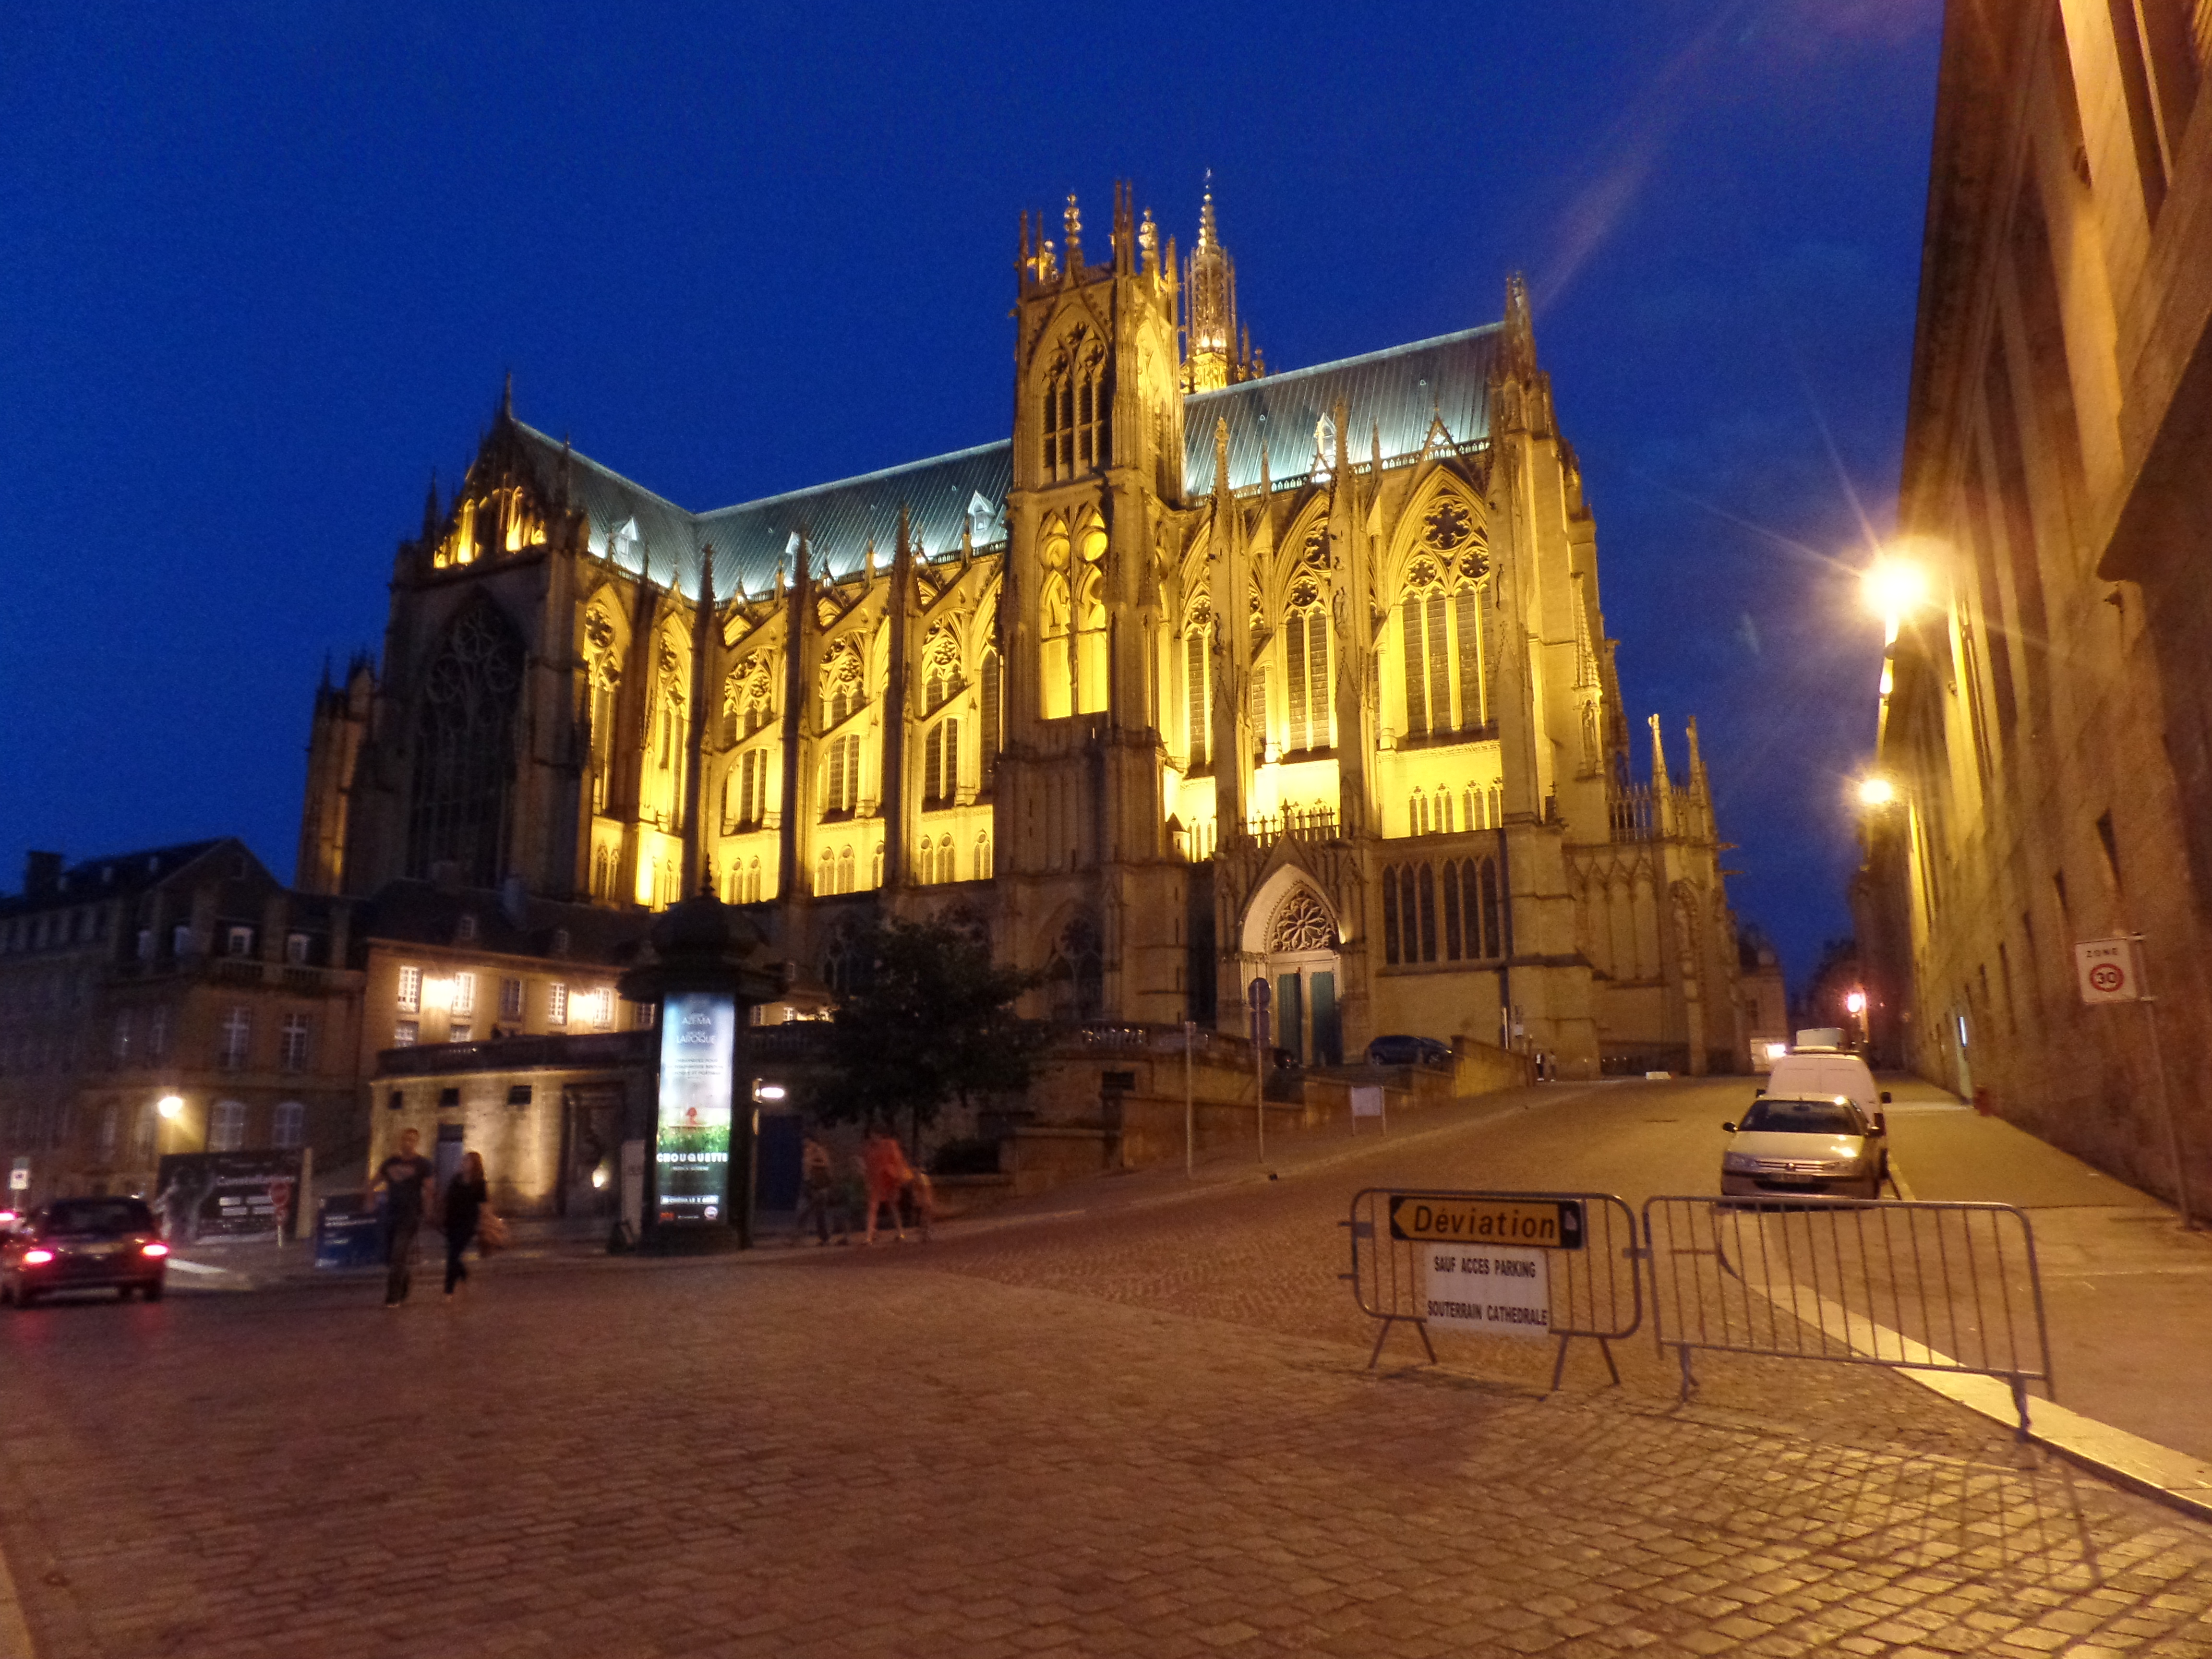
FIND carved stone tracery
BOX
[1267,888,1336,953]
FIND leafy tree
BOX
[808,911,1045,1144]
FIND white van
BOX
[1762,1050,1888,1121]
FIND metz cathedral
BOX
[297,184,1754,1077]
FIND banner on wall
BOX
[154,1151,305,1242]
[655,992,735,1223]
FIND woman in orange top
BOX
[862,1128,913,1245]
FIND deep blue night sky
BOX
[0,0,1941,991]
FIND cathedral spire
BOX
[501,370,514,422]
[1503,272,1537,380]
[421,471,440,543]
[1181,171,1244,393]
[1063,191,1082,270]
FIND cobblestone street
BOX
[4,1084,2211,1658]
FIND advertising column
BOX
[656,991,736,1225]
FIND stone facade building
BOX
[0,842,365,1210]
[1860,1,2212,1203]
[301,186,1756,1078]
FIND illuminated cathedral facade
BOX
[299,184,1754,1077]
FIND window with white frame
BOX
[449,1023,472,1044]
[394,1021,420,1048]
[500,976,523,1019]
[453,971,476,1016]
[590,987,614,1029]
[227,925,254,957]
[286,932,310,965]
[548,983,568,1026]
[272,1101,305,1148]
[218,1007,252,1070]
[397,965,422,1013]
[279,1014,311,1071]
[209,1099,247,1152]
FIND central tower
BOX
[994,182,1193,1020]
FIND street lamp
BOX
[156,1094,184,1120]
[1857,775,1898,809]
[1863,554,1932,646]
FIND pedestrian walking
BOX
[862,1126,914,1245]
[792,1133,836,1246]
[371,1128,437,1307]
[443,1150,491,1296]
[906,1166,937,1243]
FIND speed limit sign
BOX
[2075,938,2144,1005]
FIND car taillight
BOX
[141,1242,169,1258]
[21,1248,54,1265]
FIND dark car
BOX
[1,1197,169,1307]
[1366,1034,1453,1068]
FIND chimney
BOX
[24,851,63,897]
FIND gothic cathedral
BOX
[298,184,1752,1077]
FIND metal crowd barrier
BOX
[1642,1195,2056,1434]
[1344,1188,1641,1390]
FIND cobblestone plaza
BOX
[4,1085,2210,1659]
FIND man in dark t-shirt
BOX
[372,1128,437,1307]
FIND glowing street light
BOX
[1857,775,1897,809]
[1845,990,1867,1015]
[1863,555,1932,645]
[156,1094,185,1120]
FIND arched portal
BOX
[1239,872,1344,1065]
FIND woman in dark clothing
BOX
[443,1151,490,1296]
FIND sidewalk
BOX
[1880,1073,2212,1464]
[162,1083,1581,1291]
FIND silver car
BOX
[1719,1094,1889,1201]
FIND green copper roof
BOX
[508,320,1500,601]
[1183,324,1501,497]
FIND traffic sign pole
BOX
[1183,1020,1196,1180]
[1248,977,1271,1165]
[2132,938,2197,1231]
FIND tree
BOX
[807,911,1045,1144]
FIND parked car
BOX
[1366,1034,1453,1068]
[1719,1094,1889,1202]
[0,1198,169,1307]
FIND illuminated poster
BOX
[655,992,735,1222]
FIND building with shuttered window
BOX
[1859,0,2212,1201]
[298,185,1757,1077]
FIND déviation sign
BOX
[1387,1195,1585,1251]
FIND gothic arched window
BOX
[924,718,959,808]
[1045,915,1104,1020]
[1074,513,1109,715]
[1041,329,1110,482]
[1039,522,1072,720]
[406,601,525,886]
[1183,598,1213,772]
[980,647,1002,783]
[1283,577,1332,754]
